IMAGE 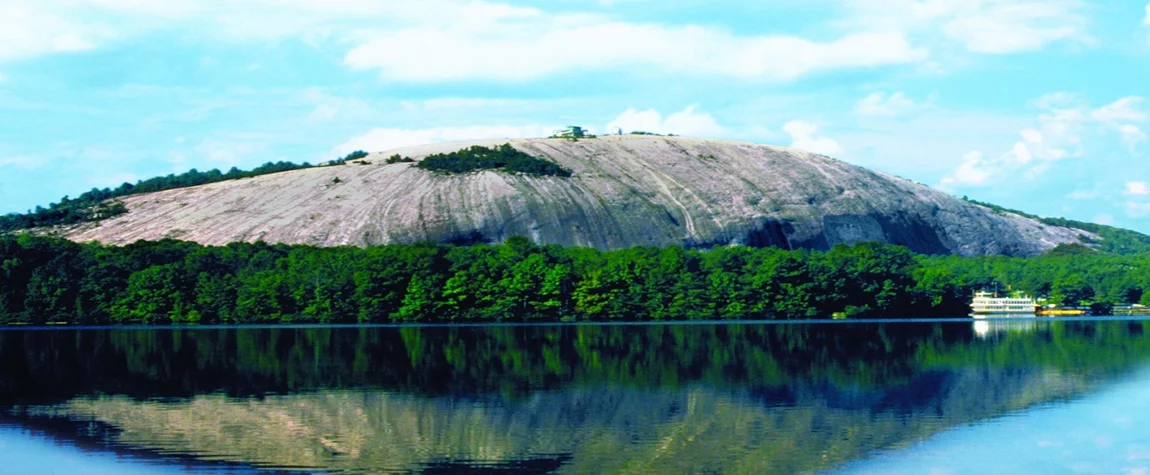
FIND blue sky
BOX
[1,0,1149,231]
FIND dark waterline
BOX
[6,314,1146,332]
[4,319,1150,473]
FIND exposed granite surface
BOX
[61,135,1091,256]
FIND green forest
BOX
[2,234,1147,325]
[413,144,573,177]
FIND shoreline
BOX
[5,314,1150,331]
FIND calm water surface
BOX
[2,319,1150,474]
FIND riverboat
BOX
[970,291,1037,317]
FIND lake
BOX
[3,319,1150,474]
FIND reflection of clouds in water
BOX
[1115,415,1136,429]
[834,367,1150,474]
[0,426,173,475]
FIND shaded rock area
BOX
[61,136,1091,256]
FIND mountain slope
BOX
[59,135,1091,256]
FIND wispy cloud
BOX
[843,0,1091,54]
[1,1,926,83]
[1126,181,1150,196]
[940,151,992,188]
[1127,201,1150,218]
[855,91,932,117]
[782,121,844,157]
[0,3,110,61]
[0,155,47,170]
[606,106,725,137]
[344,21,925,82]
[940,94,1146,189]
[335,125,557,155]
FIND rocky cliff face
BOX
[62,136,1090,256]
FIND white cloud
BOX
[0,155,47,170]
[0,4,111,61]
[344,22,925,82]
[1126,181,1150,196]
[1093,214,1114,225]
[1119,125,1147,152]
[939,151,993,188]
[1091,97,1147,152]
[415,98,535,111]
[335,125,555,155]
[1066,188,1099,200]
[855,91,929,117]
[1,1,927,83]
[1092,96,1147,123]
[843,0,1090,54]
[782,121,844,157]
[1144,4,1150,26]
[940,93,1146,188]
[605,106,725,137]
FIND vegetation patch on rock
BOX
[413,144,573,177]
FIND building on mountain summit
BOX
[553,126,587,138]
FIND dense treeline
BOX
[2,235,1148,325]
[0,151,370,232]
[414,144,573,177]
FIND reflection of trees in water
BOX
[1,322,1149,473]
[1,322,1147,404]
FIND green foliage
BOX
[385,154,415,164]
[327,150,369,166]
[7,234,1150,325]
[414,144,573,177]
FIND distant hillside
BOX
[15,136,1108,257]
[961,197,1150,255]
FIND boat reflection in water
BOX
[972,318,1042,339]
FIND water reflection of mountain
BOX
[18,370,1090,475]
[2,321,1150,474]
